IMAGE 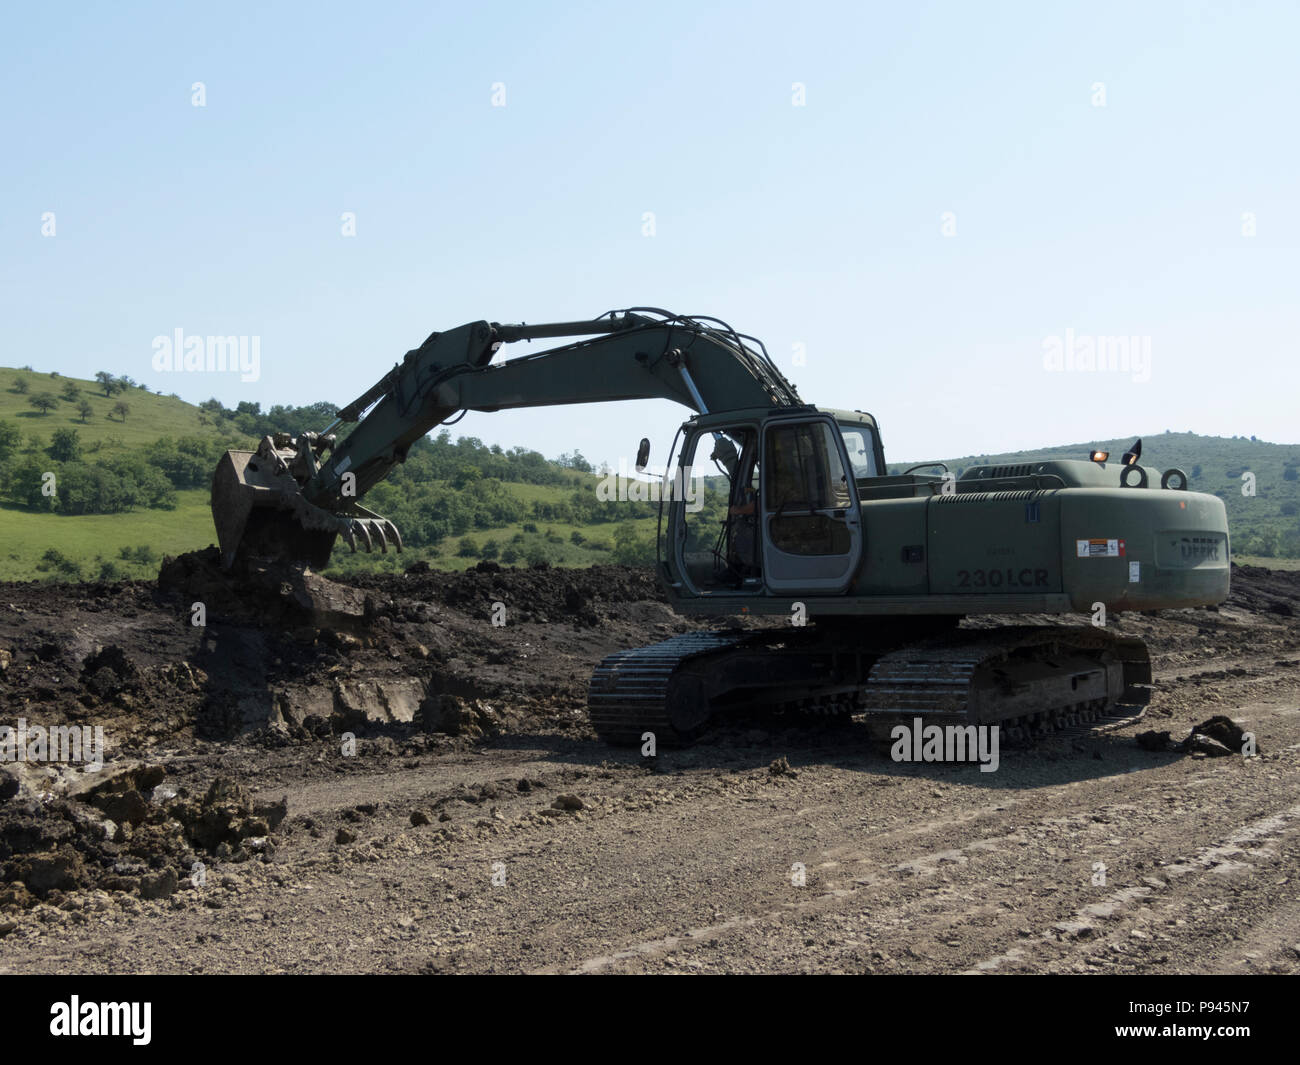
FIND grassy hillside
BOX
[0,489,213,581]
[898,431,1300,559]
[0,366,662,580]
[1,367,230,449]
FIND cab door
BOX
[760,415,863,593]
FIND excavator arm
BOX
[211,308,801,568]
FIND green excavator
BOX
[211,308,1230,745]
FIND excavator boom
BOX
[210,309,799,568]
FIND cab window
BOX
[839,426,878,478]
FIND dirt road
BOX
[1,559,1297,973]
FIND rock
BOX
[0,648,11,674]
[241,836,273,857]
[14,845,85,897]
[1186,734,1233,757]
[417,694,501,739]
[79,645,140,700]
[335,827,357,845]
[1136,730,1174,752]
[253,795,289,831]
[139,869,178,900]
[0,884,34,908]
[332,678,425,728]
[1189,715,1257,754]
[65,762,167,805]
[552,794,584,811]
[167,777,270,851]
[96,789,150,826]
[769,757,797,777]
[410,810,432,826]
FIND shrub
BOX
[37,548,82,579]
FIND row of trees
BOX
[0,422,232,514]
[197,396,589,490]
[2,452,176,514]
[93,372,150,397]
[13,376,131,421]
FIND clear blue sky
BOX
[3,0,1296,468]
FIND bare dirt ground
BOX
[1,555,1297,974]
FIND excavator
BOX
[211,308,1231,746]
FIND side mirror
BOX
[635,437,651,472]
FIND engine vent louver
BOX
[982,464,1032,479]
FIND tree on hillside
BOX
[94,371,116,396]
[29,392,58,415]
[76,399,94,423]
[0,420,20,463]
[48,428,80,463]
[61,381,80,403]
[111,400,131,421]
[1284,467,1298,482]
[12,377,28,394]
[117,376,137,391]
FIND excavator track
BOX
[587,631,757,746]
[860,625,1152,745]
[588,624,1151,748]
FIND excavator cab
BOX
[667,411,863,597]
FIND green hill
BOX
[0,367,230,448]
[0,366,660,581]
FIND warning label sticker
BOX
[1076,538,1126,558]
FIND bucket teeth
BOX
[371,520,389,554]
[353,520,374,552]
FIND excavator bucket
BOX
[211,446,401,571]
